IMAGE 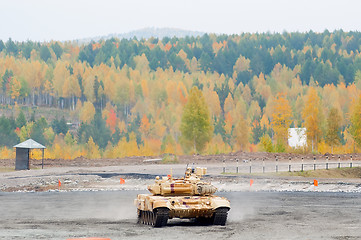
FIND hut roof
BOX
[13,139,46,149]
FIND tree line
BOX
[1,30,361,159]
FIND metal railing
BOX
[220,156,360,174]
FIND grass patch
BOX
[279,167,361,178]
[0,167,43,172]
[0,167,15,172]
[161,154,179,164]
[221,172,242,175]
[221,167,361,179]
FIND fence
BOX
[220,156,361,174]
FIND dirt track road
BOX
[2,163,361,193]
[1,191,360,240]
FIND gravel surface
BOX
[1,155,361,240]
[0,191,360,240]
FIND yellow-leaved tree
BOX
[302,87,322,151]
[271,93,292,150]
[17,122,34,142]
[234,115,249,151]
[10,77,21,99]
[349,94,361,150]
[80,101,95,124]
[86,136,101,159]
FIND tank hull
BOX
[135,193,230,220]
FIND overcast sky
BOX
[1,0,361,42]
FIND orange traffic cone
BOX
[314,179,318,187]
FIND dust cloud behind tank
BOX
[134,167,230,227]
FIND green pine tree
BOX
[180,86,213,153]
[16,110,27,129]
[325,108,341,153]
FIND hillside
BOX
[1,30,361,159]
[76,27,205,43]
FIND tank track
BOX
[137,208,169,227]
[212,207,229,226]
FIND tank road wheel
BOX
[146,211,151,225]
[212,208,229,226]
[137,210,142,224]
[146,211,149,225]
[140,210,145,224]
[143,211,148,225]
[150,211,155,226]
[153,208,169,228]
[138,210,157,226]
[142,211,146,224]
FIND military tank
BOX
[134,167,230,227]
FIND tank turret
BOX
[134,166,230,227]
[147,167,217,196]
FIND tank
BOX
[134,167,230,227]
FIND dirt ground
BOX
[0,191,360,240]
[0,152,361,239]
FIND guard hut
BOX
[13,139,46,170]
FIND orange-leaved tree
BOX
[139,114,151,138]
[106,108,118,134]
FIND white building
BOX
[288,128,307,148]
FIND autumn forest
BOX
[1,30,361,159]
